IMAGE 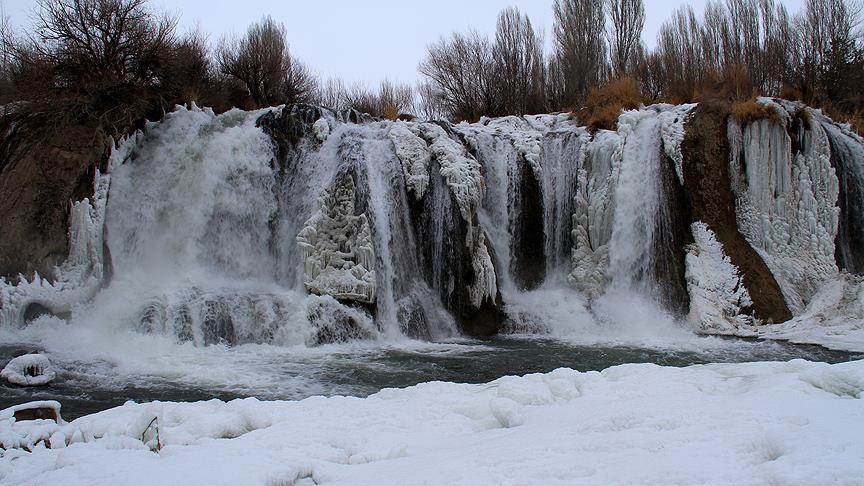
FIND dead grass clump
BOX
[730,99,782,125]
[579,77,643,131]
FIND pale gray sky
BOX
[3,0,806,86]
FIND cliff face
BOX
[0,113,107,282]
[1,100,862,343]
[681,101,792,324]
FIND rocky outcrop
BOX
[681,101,792,323]
[0,113,108,281]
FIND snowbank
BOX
[2,360,862,485]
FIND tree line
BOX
[1,0,862,136]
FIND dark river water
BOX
[1,336,858,420]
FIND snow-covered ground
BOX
[2,359,862,485]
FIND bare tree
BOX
[607,0,645,77]
[218,16,315,108]
[552,0,607,107]
[0,0,11,103]
[26,0,177,93]
[413,80,444,120]
[656,5,705,101]
[492,7,546,114]
[418,30,494,121]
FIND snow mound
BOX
[1,355,55,386]
[2,361,863,485]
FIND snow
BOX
[686,222,755,335]
[312,117,330,142]
[2,360,863,485]
[658,103,697,184]
[0,355,55,387]
[755,273,864,352]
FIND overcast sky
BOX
[3,0,806,87]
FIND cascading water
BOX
[821,120,864,274]
[606,111,667,294]
[541,131,587,285]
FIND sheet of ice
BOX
[2,360,862,485]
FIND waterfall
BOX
[821,120,864,274]
[606,111,666,293]
[541,131,586,285]
[4,101,863,348]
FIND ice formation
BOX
[569,130,617,296]
[387,122,431,200]
[414,122,485,224]
[685,222,754,334]
[658,103,697,184]
[756,273,864,352]
[728,100,840,313]
[1,354,55,386]
[297,173,377,304]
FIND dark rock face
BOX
[22,302,71,323]
[681,102,792,323]
[412,160,503,337]
[257,104,326,164]
[653,150,692,316]
[13,405,59,422]
[511,159,546,290]
[0,113,107,281]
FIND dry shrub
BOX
[579,77,643,131]
[729,99,781,125]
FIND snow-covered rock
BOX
[414,122,485,224]
[1,355,55,386]
[686,222,755,334]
